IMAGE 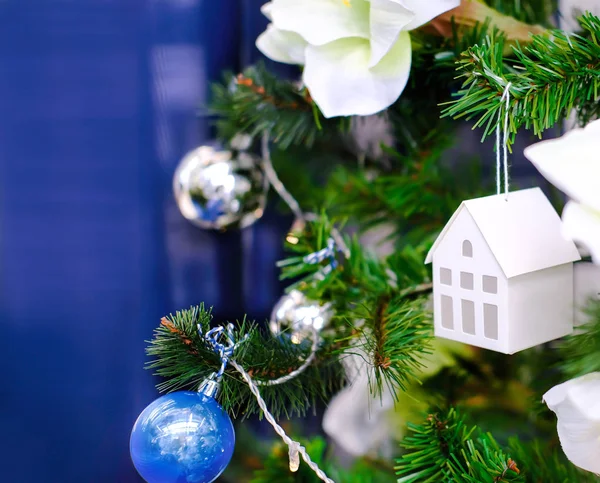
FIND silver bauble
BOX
[269,290,333,344]
[173,145,268,230]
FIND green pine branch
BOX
[395,407,597,483]
[209,20,501,156]
[558,299,600,378]
[146,304,344,419]
[144,216,435,418]
[342,295,433,395]
[506,438,599,482]
[444,13,600,144]
[278,215,433,398]
[396,408,521,483]
[322,145,486,244]
[484,0,558,25]
[210,63,348,149]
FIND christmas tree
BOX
[130,2,600,482]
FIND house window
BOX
[441,295,454,329]
[462,240,473,257]
[460,272,474,290]
[482,275,498,294]
[440,268,452,286]
[484,304,499,340]
[461,299,475,335]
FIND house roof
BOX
[425,187,581,278]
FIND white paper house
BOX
[425,188,581,354]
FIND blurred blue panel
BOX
[242,208,293,319]
[0,0,241,481]
[239,0,300,322]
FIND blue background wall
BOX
[0,1,543,481]
[0,1,288,481]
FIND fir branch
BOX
[346,295,433,395]
[507,438,599,482]
[396,408,522,483]
[324,145,485,244]
[484,0,558,25]
[444,13,600,144]
[210,63,348,149]
[396,407,599,482]
[558,299,600,379]
[278,216,433,398]
[146,304,344,419]
[389,11,540,153]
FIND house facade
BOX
[426,188,581,354]
[431,207,509,353]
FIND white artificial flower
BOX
[560,0,600,32]
[256,0,460,118]
[322,346,396,457]
[349,114,395,162]
[322,335,466,456]
[543,372,600,474]
[524,119,600,264]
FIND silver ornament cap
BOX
[270,290,333,344]
[173,144,268,230]
[198,372,221,399]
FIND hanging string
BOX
[203,324,335,483]
[261,131,351,259]
[495,82,512,199]
[495,111,501,195]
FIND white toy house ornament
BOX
[425,188,581,354]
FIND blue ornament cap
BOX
[130,391,235,483]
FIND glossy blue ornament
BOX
[130,391,235,483]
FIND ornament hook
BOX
[202,323,248,381]
[303,237,342,276]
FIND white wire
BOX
[204,325,331,479]
[231,359,336,483]
[255,132,342,481]
[261,131,351,260]
[261,131,305,221]
[254,327,319,386]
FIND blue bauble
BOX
[130,391,235,483]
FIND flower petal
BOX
[525,119,600,211]
[556,407,600,474]
[323,348,395,456]
[256,24,307,65]
[544,373,600,409]
[562,201,600,265]
[398,0,461,30]
[368,0,414,67]
[269,0,370,46]
[260,1,273,20]
[303,33,412,118]
[567,378,600,422]
[544,373,600,474]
